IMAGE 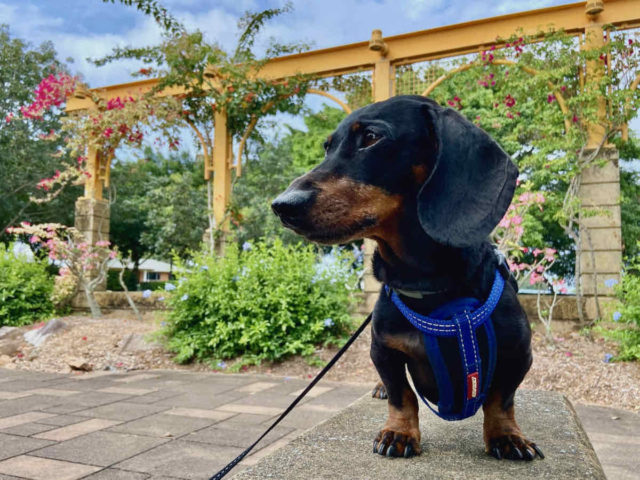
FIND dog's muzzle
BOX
[271,189,314,228]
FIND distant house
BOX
[108,259,174,283]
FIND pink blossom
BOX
[103,127,114,139]
[29,235,40,244]
[504,95,516,108]
[547,94,556,103]
[5,113,14,123]
[529,271,542,285]
[511,215,522,225]
[532,248,543,257]
[95,240,110,247]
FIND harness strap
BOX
[386,270,504,421]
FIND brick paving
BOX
[1,367,638,480]
[0,368,368,480]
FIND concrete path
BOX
[0,367,638,479]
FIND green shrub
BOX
[163,239,360,365]
[139,281,167,291]
[0,243,54,327]
[602,250,640,361]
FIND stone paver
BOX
[35,418,122,442]
[165,408,234,421]
[30,431,169,466]
[2,367,635,480]
[0,455,100,480]
[0,434,54,462]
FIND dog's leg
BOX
[371,380,388,399]
[371,343,421,458]
[483,390,544,461]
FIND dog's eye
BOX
[362,131,381,149]
[323,140,329,152]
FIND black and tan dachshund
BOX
[271,95,543,461]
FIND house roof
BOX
[108,258,174,273]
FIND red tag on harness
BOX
[466,372,479,399]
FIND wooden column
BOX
[212,108,232,253]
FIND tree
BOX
[109,149,207,264]
[0,25,79,239]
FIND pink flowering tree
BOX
[18,72,182,202]
[493,188,568,339]
[7,223,117,318]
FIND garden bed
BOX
[2,310,638,412]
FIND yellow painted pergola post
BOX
[212,108,232,253]
[84,147,103,201]
[71,86,110,290]
[578,0,622,320]
[362,31,393,312]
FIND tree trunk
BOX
[83,286,102,318]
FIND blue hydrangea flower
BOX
[242,241,252,251]
[604,278,619,288]
[158,296,165,302]
[603,353,613,363]
[217,361,227,369]
[200,265,209,271]
[164,282,176,291]
[323,318,334,328]
[613,311,622,322]
[142,289,152,299]
[180,294,189,301]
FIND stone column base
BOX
[74,197,110,291]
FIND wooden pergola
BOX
[67,0,639,317]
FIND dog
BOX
[271,95,542,461]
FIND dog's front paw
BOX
[373,429,421,458]
[486,434,544,461]
[371,381,388,400]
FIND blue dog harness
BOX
[386,270,504,421]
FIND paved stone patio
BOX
[1,367,638,479]
[0,368,368,479]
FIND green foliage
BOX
[109,149,207,261]
[162,240,359,365]
[604,251,640,361]
[620,168,640,261]
[139,281,167,291]
[0,244,54,327]
[0,25,80,238]
[288,106,346,171]
[107,269,138,291]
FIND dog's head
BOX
[272,95,518,248]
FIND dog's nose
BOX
[271,189,314,222]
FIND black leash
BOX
[209,312,372,480]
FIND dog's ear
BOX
[417,106,518,248]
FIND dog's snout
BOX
[271,189,314,221]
